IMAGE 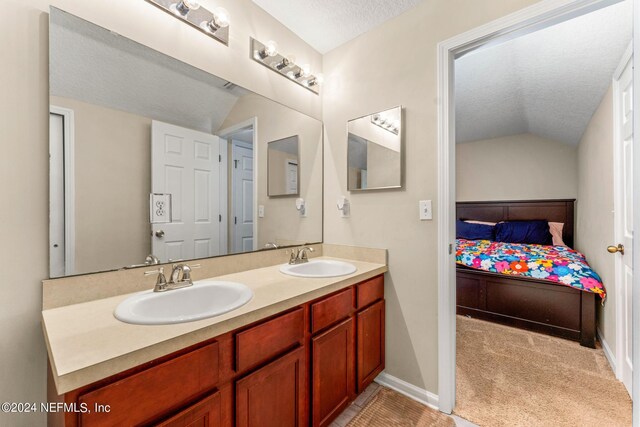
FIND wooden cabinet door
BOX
[155,391,222,427]
[236,347,307,427]
[356,300,385,392]
[312,317,355,427]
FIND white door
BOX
[232,141,254,253]
[151,121,221,263]
[286,160,298,194]
[614,51,633,397]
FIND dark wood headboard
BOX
[456,199,576,248]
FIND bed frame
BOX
[456,199,596,348]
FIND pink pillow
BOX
[549,222,566,246]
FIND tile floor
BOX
[330,383,478,427]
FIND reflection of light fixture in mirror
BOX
[372,113,400,135]
[250,38,321,95]
[307,73,324,87]
[275,54,296,70]
[201,7,229,33]
[257,40,279,59]
[145,0,230,45]
[171,0,200,16]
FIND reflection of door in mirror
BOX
[151,121,223,264]
[232,140,254,253]
[286,161,298,194]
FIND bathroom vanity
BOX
[43,247,387,427]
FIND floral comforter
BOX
[456,239,606,299]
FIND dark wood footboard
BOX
[456,268,596,348]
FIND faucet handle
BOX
[145,267,168,292]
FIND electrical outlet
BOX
[419,200,432,220]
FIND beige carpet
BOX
[346,387,455,427]
[455,315,632,426]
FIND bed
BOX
[455,199,600,348]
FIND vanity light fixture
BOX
[371,113,400,135]
[146,0,230,45]
[250,37,322,94]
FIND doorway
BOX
[49,106,75,277]
[217,118,258,254]
[436,0,638,422]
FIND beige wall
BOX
[576,86,616,350]
[322,0,539,393]
[2,0,321,424]
[51,97,152,275]
[456,133,578,201]
[220,93,323,248]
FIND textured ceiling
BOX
[50,8,247,134]
[455,0,632,145]
[251,0,423,54]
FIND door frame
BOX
[613,41,633,391]
[49,105,76,276]
[436,0,634,415]
[217,117,258,252]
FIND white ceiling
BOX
[455,0,632,145]
[251,0,423,54]
[50,8,247,134]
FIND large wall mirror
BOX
[347,106,403,191]
[49,8,323,278]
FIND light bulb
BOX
[294,64,311,79]
[315,73,324,84]
[264,40,278,57]
[276,54,296,70]
[308,73,324,87]
[202,7,230,32]
[213,7,230,28]
[172,0,200,16]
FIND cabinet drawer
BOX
[79,342,219,427]
[155,390,221,427]
[357,275,384,308]
[235,308,304,373]
[311,288,354,334]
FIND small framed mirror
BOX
[268,135,300,197]
[347,106,402,191]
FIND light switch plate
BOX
[419,200,432,220]
[258,205,265,218]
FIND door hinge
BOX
[219,214,222,222]
[234,159,239,169]
[234,216,237,225]
[449,244,453,255]
[218,154,222,162]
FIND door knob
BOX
[607,244,624,254]
[155,230,165,238]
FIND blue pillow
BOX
[494,220,552,245]
[456,220,495,241]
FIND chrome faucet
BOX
[289,246,314,265]
[265,242,279,249]
[145,263,200,292]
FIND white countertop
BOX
[42,256,387,394]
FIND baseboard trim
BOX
[374,372,439,410]
[597,327,617,375]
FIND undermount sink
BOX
[114,280,253,325]
[279,259,357,278]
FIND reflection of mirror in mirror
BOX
[48,8,323,278]
[268,136,300,197]
[347,106,402,191]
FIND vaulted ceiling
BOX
[251,0,423,54]
[455,0,632,145]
